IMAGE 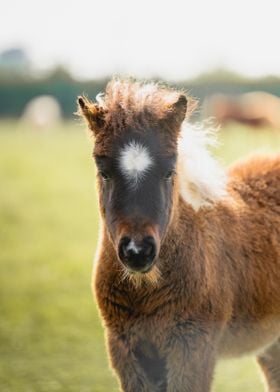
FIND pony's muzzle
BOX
[118,236,157,273]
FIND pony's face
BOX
[77,79,191,277]
[94,128,178,274]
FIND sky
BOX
[1,0,280,80]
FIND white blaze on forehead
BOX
[119,141,153,185]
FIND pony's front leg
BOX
[107,332,157,392]
[165,325,219,392]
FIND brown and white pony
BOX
[77,79,280,392]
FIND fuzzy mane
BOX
[95,78,195,130]
[178,123,227,210]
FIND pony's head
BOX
[77,79,196,278]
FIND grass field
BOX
[1,120,280,391]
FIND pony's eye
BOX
[99,171,111,181]
[164,170,175,180]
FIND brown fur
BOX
[78,79,280,391]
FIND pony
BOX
[77,78,280,392]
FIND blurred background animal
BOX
[204,92,280,129]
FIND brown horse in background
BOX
[204,91,280,129]
[78,79,280,392]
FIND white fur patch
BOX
[119,141,153,186]
[126,240,141,254]
[178,123,227,210]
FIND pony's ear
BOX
[76,96,106,134]
[172,94,188,124]
[165,93,198,126]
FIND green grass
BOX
[0,121,280,391]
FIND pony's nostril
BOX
[118,236,131,259]
[142,236,156,257]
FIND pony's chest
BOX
[98,282,179,334]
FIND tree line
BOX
[1,67,280,118]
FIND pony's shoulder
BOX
[228,154,280,207]
[228,154,280,181]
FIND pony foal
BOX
[77,79,280,392]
